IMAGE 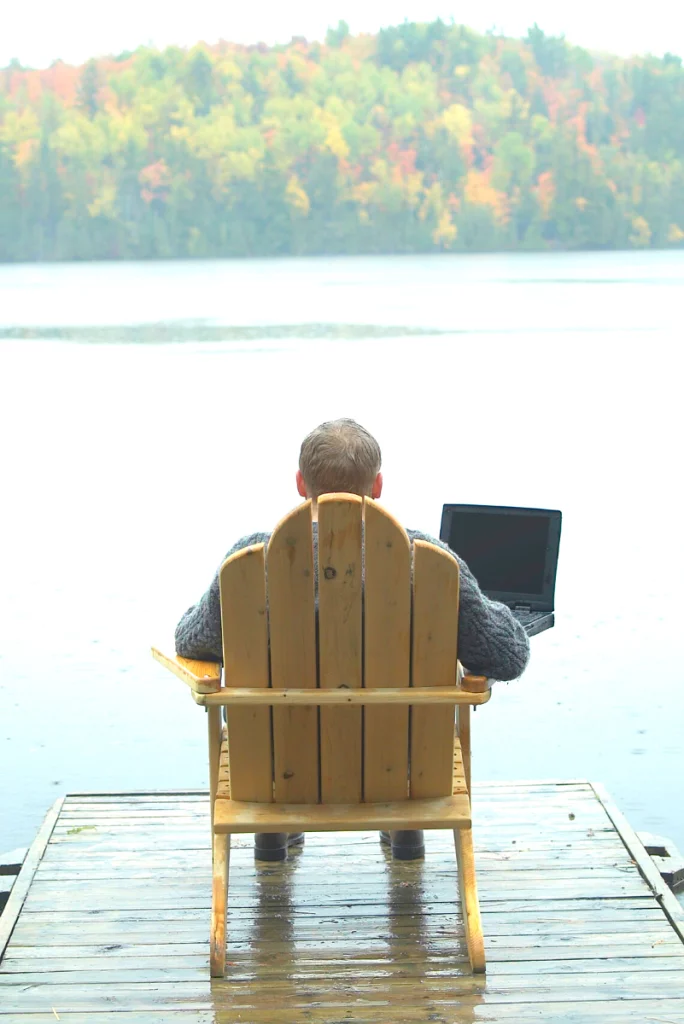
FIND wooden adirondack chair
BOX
[152,494,492,977]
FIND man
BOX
[176,419,530,861]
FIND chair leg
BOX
[454,827,486,973]
[210,831,230,977]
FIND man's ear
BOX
[296,470,308,499]
[371,472,383,500]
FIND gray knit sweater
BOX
[175,526,530,681]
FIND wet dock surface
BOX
[2,781,684,1022]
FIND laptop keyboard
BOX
[512,608,539,627]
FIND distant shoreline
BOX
[1,20,683,263]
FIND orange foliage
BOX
[541,81,562,123]
[463,169,508,223]
[15,138,38,169]
[139,160,172,203]
[42,62,80,105]
[534,170,555,218]
[386,142,416,176]
[568,101,602,172]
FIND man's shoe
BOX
[254,832,305,862]
[380,830,425,860]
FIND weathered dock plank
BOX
[1,782,683,1022]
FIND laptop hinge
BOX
[513,604,532,614]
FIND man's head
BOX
[297,418,383,502]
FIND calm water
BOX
[1,253,683,873]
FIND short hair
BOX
[299,419,382,499]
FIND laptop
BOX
[439,504,562,637]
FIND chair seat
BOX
[214,730,471,833]
[213,792,471,833]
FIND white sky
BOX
[2,1,683,68]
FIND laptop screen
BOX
[439,505,562,609]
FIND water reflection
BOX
[214,834,485,1020]
[384,841,485,1020]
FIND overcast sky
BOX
[3,1,683,68]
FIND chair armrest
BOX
[151,646,222,693]
[193,685,491,707]
[460,675,490,694]
[457,661,490,694]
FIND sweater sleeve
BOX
[174,532,271,662]
[407,529,530,682]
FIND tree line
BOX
[1,19,683,260]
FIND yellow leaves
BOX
[220,150,260,182]
[217,59,243,83]
[433,209,458,248]
[315,105,350,160]
[575,196,588,211]
[168,94,196,129]
[667,223,684,244]
[0,109,40,167]
[351,180,377,206]
[419,182,457,247]
[400,61,439,104]
[405,170,424,208]
[106,112,147,155]
[437,103,474,165]
[169,123,191,143]
[325,119,349,160]
[187,226,205,256]
[285,175,310,216]
[629,215,652,247]
[370,157,388,183]
[51,108,145,166]
[442,103,473,146]
[463,170,508,224]
[453,65,471,78]
[185,108,264,194]
[52,116,101,160]
[132,83,193,131]
[419,180,439,222]
[88,178,117,218]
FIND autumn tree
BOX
[0,19,683,259]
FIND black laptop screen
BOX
[445,512,551,596]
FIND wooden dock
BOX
[2,781,684,1022]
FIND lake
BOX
[1,251,682,877]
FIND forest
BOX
[1,19,683,260]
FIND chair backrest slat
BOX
[363,500,411,801]
[220,544,273,801]
[410,540,460,799]
[267,502,319,803]
[219,497,462,806]
[317,494,363,803]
